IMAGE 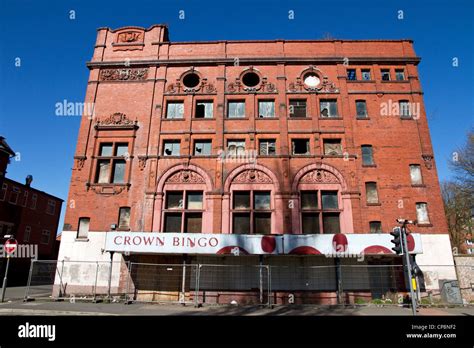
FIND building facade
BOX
[56,25,456,304]
[0,172,63,284]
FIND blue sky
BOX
[1,0,473,234]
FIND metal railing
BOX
[23,259,473,307]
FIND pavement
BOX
[0,286,472,316]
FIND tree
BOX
[442,129,474,252]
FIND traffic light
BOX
[390,227,404,254]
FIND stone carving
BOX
[166,78,216,94]
[100,68,148,81]
[166,170,205,184]
[74,156,86,170]
[117,31,143,43]
[422,154,434,169]
[227,77,277,93]
[138,156,147,171]
[299,169,340,184]
[96,113,136,126]
[233,170,272,184]
[89,185,128,195]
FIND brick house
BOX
[56,25,456,304]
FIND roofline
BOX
[165,39,415,45]
[3,177,64,202]
[97,24,168,33]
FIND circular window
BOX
[182,73,200,88]
[303,73,321,88]
[242,71,260,87]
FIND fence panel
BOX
[195,264,271,306]
[125,263,198,305]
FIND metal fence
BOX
[23,260,473,307]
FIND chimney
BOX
[25,175,33,187]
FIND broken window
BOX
[365,182,379,204]
[289,99,307,117]
[320,99,338,117]
[163,140,180,156]
[194,140,212,156]
[195,101,213,118]
[259,139,276,155]
[95,142,129,184]
[292,139,310,155]
[361,69,371,80]
[381,69,391,81]
[347,69,357,80]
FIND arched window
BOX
[292,164,354,234]
[223,164,281,234]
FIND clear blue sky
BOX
[1,0,473,235]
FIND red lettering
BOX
[114,236,123,245]
[197,238,207,247]
[173,237,180,246]
[187,237,195,248]
[156,237,165,246]
[209,238,218,247]
[143,236,154,245]
[133,236,142,245]
[124,236,131,245]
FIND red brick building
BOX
[0,139,63,283]
[56,25,456,303]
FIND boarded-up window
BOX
[366,182,379,204]
[324,139,342,156]
[416,203,429,223]
[399,101,411,117]
[185,213,202,233]
[118,207,131,229]
[410,165,423,185]
[77,218,90,238]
